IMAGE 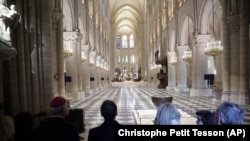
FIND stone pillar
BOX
[213,54,223,93]
[96,55,101,90]
[141,21,146,81]
[41,0,54,110]
[221,2,249,105]
[221,13,231,100]
[16,27,28,112]
[238,14,250,104]
[190,35,211,96]
[89,50,97,93]
[0,60,3,115]
[100,58,105,89]
[81,44,91,95]
[175,45,189,92]
[77,39,84,99]
[51,7,64,97]
[63,32,82,100]
[104,60,108,87]
[228,16,240,93]
[166,51,176,90]
[105,61,108,87]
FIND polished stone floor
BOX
[70,84,250,140]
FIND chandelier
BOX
[182,48,192,62]
[205,0,223,57]
[170,56,177,66]
[205,38,223,56]
[89,62,95,67]
[64,46,73,58]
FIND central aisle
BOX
[69,85,250,140]
[70,85,218,130]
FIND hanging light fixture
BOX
[183,16,192,63]
[170,54,177,66]
[204,0,223,56]
[183,48,192,62]
[63,45,73,58]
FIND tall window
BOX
[118,56,121,63]
[116,35,120,49]
[129,34,134,48]
[178,0,186,7]
[125,56,128,63]
[122,35,128,48]
[168,0,174,20]
[131,54,135,63]
[162,1,166,28]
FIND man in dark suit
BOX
[33,96,80,141]
[88,100,120,141]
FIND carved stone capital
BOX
[227,15,240,33]
[63,32,82,42]
[177,45,189,52]
[89,50,96,58]
[192,34,210,46]
[51,8,62,31]
[167,51,176,57]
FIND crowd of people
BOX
[0,96,246,141]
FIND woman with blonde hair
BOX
[0,115,15,141]
[154,103,181,125]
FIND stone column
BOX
[0,60,3,115]
[16,27,28,112]
[229,15,249,104]
[63,32,82,100]
[81,44,91,95]
[51,7,64,97]
[77,38,84,99]
[226,16,241,102]
[213,57,223,91]
[100,58,105,89]
[166,51,176,90]
[96,55,101,90]
[238,14,250,104]
[141,21,146,81]
[190,35,211,96]
[221,12,231,100]
[104,60,108,88]
[105,61,108,87]
[55,9,65,98]
[40,0,54,111]
[89,50,97,93]
[175,45,189,92]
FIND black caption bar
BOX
[114,125,250,141]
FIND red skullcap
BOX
[50,96,66,108]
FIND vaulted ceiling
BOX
[109,0,145,35]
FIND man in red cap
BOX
[33,96,80,141]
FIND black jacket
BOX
[88,119,120,141]
[33,117,80,141]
